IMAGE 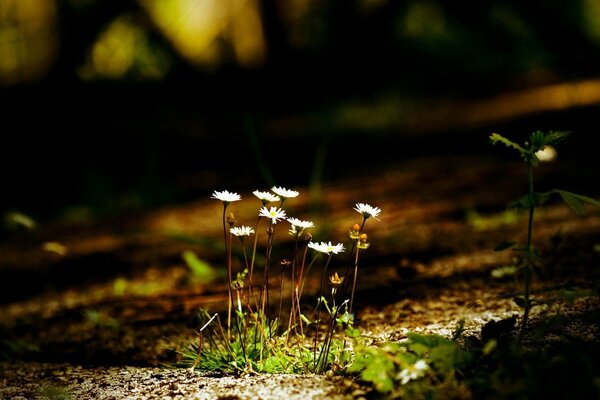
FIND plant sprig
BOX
[490,131,600,337]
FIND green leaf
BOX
[489,133,526,154]
[429,343,472,371]
[406,332,449,349]
[529,130,570,152]
[494,241,516,252]
[360,354,395,393]
[553,190,600,216]
[510,192,551,209]
[182,251,217,283]
[482,339,497,356]
[542,130,571,146]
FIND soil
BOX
[1,155,599,399]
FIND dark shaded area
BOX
[2,0,600,224]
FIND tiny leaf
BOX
[543,130,571,146]
[553,190,600,216]
[510,192,551,209]
[489,133,526,154]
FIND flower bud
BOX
[226,212,236,226]
[349,224,361,240]
[358,233,370,250]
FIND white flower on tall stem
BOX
[287,217,314,236]
[353,203,381,221]
[308,241,345,255]
[253,190,280,204]
[259,206,287,224]
[211,189,240,339]
[211,190,241,204]
[271,186,299,199]
[230,226,255,237]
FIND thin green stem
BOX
[313,253,333,367]
[227,221,234,340]
[520,160,535,339]
[259,223,275,333]
[221,203,234,340]
[249,216,261,283]
[286,236,300,341]
[341,217,366,294]
[295,243,311,336]
[349,248,361,313]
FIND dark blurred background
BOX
[1,0,600,225]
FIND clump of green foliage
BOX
[350,317,600,399]
[349,329,473,399]
[489,131,600,337]
[179,188,380,374]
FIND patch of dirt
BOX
[1,156,599,398]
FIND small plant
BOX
[489,131,600,337]
[349,330,473,399]
[179,187,381,374]
[350,316,600,399]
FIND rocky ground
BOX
[1,155,599,399]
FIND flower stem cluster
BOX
[204,187,381,374]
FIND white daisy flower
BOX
[253,190,281,204]
[211,190,241,203]
[397,359,428,385]
[354,203,381,221]
[307,241,345,255]
[286,217,314,229]
[259,206,287,224]
[287,217,314,236]
[230,226,255,237]
[271,186,299,199]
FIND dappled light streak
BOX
[138,0,266,68]
[336,79,600,135]
[0,0,57,85]
[79,15,171,80]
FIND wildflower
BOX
[357,233,370,250]
[349,223,361,239]
[354,203,381,221]
[211,190,241,204]
[287,217,314,229]
[308,241,345,255]
[329,272,344,286]
[271,186,299,199]
[287,217,314,236]
[259,206,287,224]
[230,225,255,237]
[397,360,428,385]
[253,190,280,204]
[329,272,344,297]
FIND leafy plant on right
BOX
[489,131,600,337]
